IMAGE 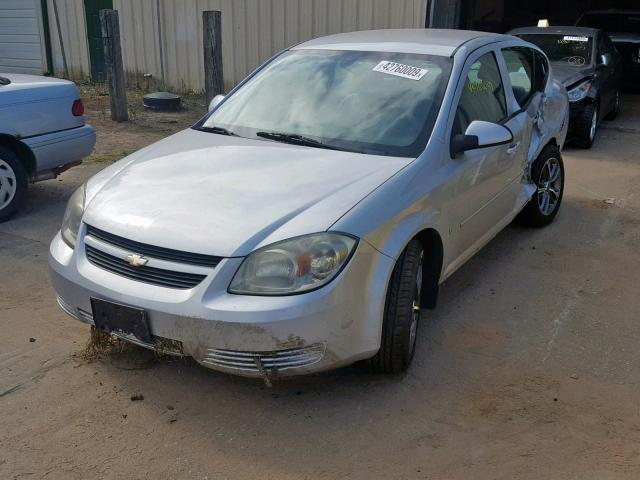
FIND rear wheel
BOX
[0,146,27,222]
[605,90,620,120]
[516,145,564,228]
[370,239,423,373]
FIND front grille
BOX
[85,224,222,268]
[85,244,207,289]
[201,344,325,373]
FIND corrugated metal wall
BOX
[46,0,90,78]
[48,0,428,92]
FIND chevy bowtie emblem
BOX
[125,253,148,267]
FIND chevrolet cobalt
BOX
[50,29,569,377]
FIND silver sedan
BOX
[49,29,569,378]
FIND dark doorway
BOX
[461,0,640,33]
[84,0,113,82]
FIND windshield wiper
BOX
[196,125,238,136]
[256,131,344,151]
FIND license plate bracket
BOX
[91,298,152,343]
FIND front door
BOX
[84,0,113,82]
[447,50,521,262]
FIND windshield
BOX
[577,13,640,34]
[518,34,593,66]
[199,49,452,157]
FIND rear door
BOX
[501,46,540,152]
[597,33,622,114]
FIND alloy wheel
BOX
[589,106,598,141]
[408,256,423,356]
[0,159,17,210]
[537,157,562,216]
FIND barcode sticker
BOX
[373,61,428,81]
[563,35,589,42]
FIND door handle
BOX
[506,142,520,155]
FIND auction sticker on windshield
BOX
[563,36,589,42]
[373,61,428,80]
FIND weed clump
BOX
[80,327,132,362]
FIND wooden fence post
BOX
[203,11,223,104]
[100,9,128,122]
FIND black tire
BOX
[516,145,564,228]
[0,146,28,223]
[370,239,423,373]
[605,90,620,121]
[574,101,598,149]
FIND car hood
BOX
[83,129,412,257]
[550,62,594,87]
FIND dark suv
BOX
[576,10,640,90]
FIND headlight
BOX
[229,233,358,295]
[567,79,592,103]
[61,184,86,248]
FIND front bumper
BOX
[567,99,593,139]
[49,226,394,377]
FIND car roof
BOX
[509,26,600,37]
[580,9,640,15]
[293,28,508,57]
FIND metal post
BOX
[100,9,128,122]
[156,0,165,89]
[203,10,223,103]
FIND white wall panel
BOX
[0,0,44,74]
[39,0,427,91]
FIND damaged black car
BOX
[509,26,622,148]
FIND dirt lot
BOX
[1,90,640,480]
[78,85,207,164]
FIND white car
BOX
[0,73,96,221]
[50,29,568,378]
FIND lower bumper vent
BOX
[202,344,325,373]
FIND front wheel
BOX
[574,101,598,149]
[370,239,423,373]
[516,146,564,228]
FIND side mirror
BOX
[599,53,612,68]
[208,94,225,112]
[451,120,513,157]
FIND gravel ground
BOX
[1,92,639,480]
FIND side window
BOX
[599,34,617,58]
[597,34,607,57]
[533,51,548,93]
[605,35,618,55]
[503,47,534,107]
[453,52,507,137]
